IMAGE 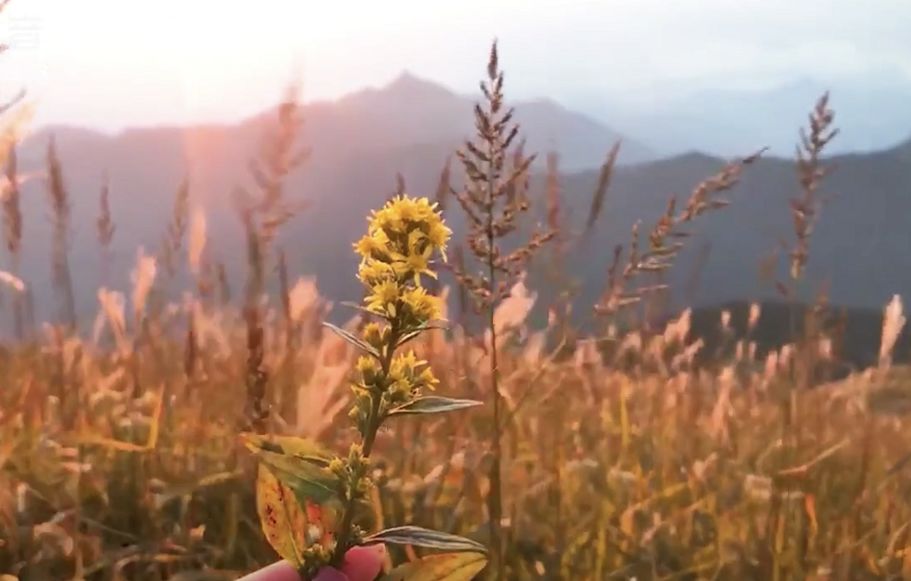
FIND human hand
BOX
[238,545,385,581]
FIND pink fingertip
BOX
[339,544,386,581]
[312,566,349,581]
[237,560,301,581]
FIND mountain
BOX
[239,72,655,171]
[584,76,911,158]
[5,75,911,342]
[7,73,651,325]
[548,139,911,318]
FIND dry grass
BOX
[44,137,77,331]
[3,144,24,339]
[2,276,911,579]
[95,175,116,287]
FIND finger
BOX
[340,544,386,581]
[237,560,301,581]
[313,566,348,581]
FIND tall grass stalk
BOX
[45,137,77,331]
[3,144,24,338]
[452,41,555,576]
[235,84,308,432]
[96,173,116,286]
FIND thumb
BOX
[237,560,301,581]
[339,544,386,581]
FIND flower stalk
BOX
[329,195,451,565]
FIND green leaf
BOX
[387,396,483,417]
[241,433,333,466]
[255,465,308,569]
[396,322,448,348]
[261,450,340,504]
[365,526,487,553]
[380,552,488,581]
[242,435,340,504]
[322,322,380,357]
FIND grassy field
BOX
[2,277,911,580]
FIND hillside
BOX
[5,79,911,338]
[553,139,911,315]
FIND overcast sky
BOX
[2,0,909,131]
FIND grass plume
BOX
[96,173,116,285]
[585,140,621,233]
[596,149,765,317]
[235,84,308,432]
[790,92,838,282]
[45,136,77,331]
[451,41,555,577]
[160,176,191,280]
[3,144,24,337]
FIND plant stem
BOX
[362,394,383,457]
[332,320,399,566]
[485,146,505,579]
[488,292,504,576]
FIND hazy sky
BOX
[2,0,909,131]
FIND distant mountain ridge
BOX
[5,73,911,338]
[585,76,911,158]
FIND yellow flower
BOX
[402,246,436,284]
[389,351,418,379]
[356,356,380,384]
[401,286,442,322]
[354,229,391,260]
[363,323,388,350]
[418,366,439,390]
[393,196,434,223]
[400,352,431,381]
[407,228,426,252]
[367,197,448,246]
[386,364,404,385]
[365,280,399,314]
[349,390,372,431]
[387,241,436,283]
[393,198,420,223]
[356,195,451,320]
[427,221,451,259]
[368,198,411,235]
[387,379,412,403]
[378,350,438,405]
[377,210,405,235]
[357,259,393,286]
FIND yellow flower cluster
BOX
[354,196,451,321]
[385,350,438,406]
[352,350,438,417]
